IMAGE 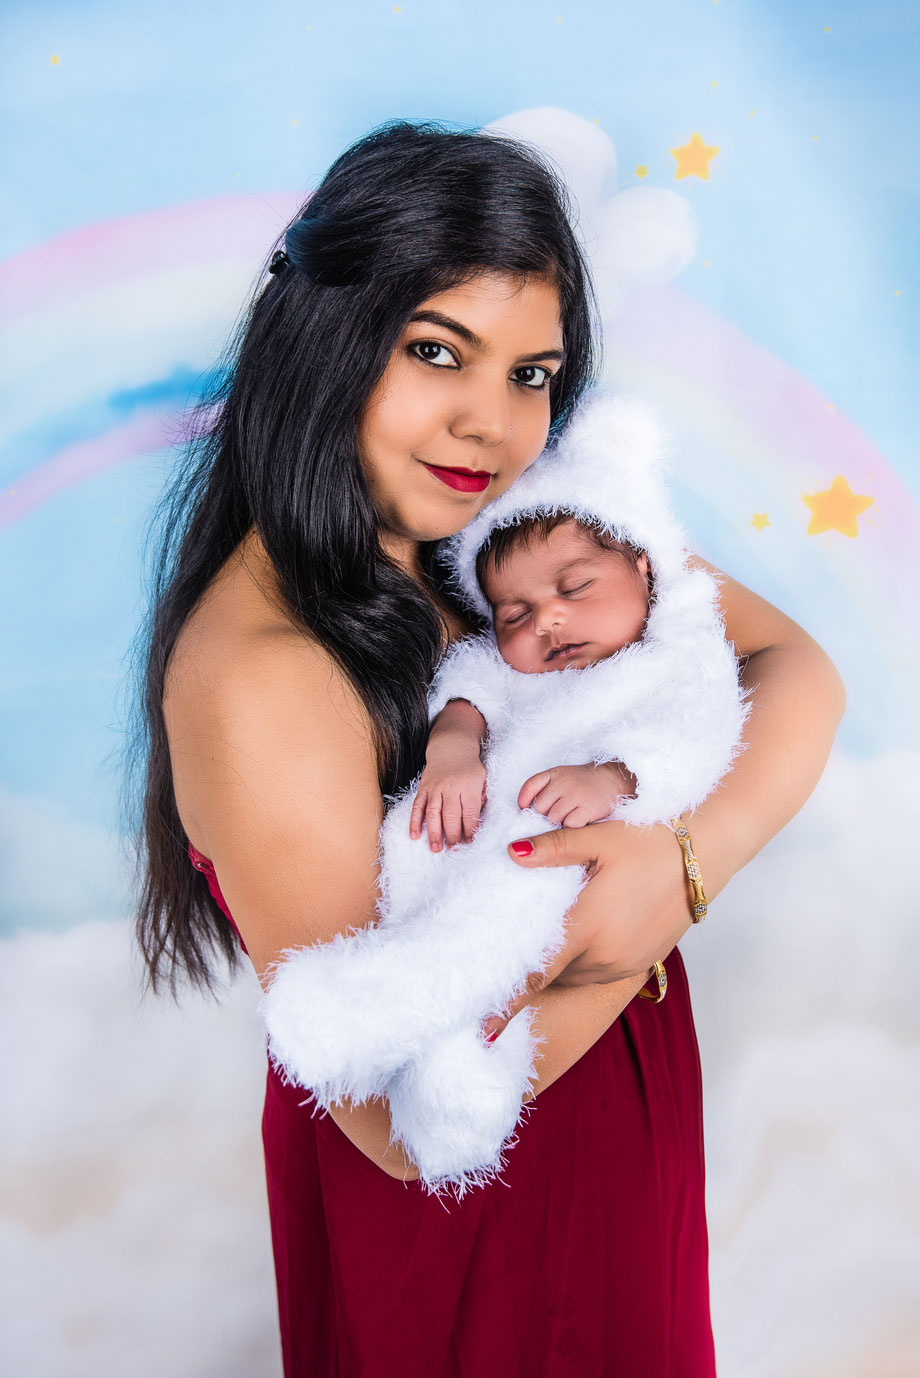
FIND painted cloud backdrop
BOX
[1,2,917,1374]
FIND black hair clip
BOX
[269,249,291,275]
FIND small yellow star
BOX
[750,513,770,531]
[703,259,711,267]
[635,164,649,179]
[50,54,60,65]
[670,132,720,181]
[748,109,756,116]
[895,289,902,297]
[803,476,874,538]
[290,118,299,127]
[824,26,830,33]
[711,80,719,88]
[812,134,819,141]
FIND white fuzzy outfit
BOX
[259,391,749,1199]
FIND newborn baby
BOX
[411,512,652,859]
[260,390,750,1198]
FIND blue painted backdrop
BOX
[1,4,916,1374]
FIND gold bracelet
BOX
[638,959,668,1003]
[668,817,708,923]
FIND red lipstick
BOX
[421,462,492,494]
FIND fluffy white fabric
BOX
[259,391,750,1199]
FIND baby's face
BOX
[481,520,651,675]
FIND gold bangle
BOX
[668,817,708,922]
[639,959,667,1002]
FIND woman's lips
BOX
[421,462,492,494]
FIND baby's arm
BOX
[409,699,489,852]
[517,762,638,829]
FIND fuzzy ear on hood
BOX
[436,388,687,625]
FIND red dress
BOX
[189,841,716,1377]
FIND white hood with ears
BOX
[437,388,688,626]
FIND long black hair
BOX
[123,117,603,999]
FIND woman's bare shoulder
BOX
[163,531,384,981]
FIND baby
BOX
[260,390,750,1198]
[410,512,652,856]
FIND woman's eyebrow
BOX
[407,309,565,365]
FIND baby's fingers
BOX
[461,795,484,843]
[425,794,445,851]
[408,789,428,840]
[440,795,465,849]
[518,770,552,811]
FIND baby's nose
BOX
[534,603,566,635]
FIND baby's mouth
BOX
[545,642,586,663]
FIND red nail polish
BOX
[485,1028,500,1043]
[510,839,533,857]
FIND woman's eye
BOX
[410,340,456,368]
[410,342,553,391]
[514,365,552,391]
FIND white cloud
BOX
[0,918,279,1376]
[484,107,697,314]
[681,747,920,1374]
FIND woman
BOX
[131,119,844,1376]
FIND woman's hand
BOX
[480,819,694,1039]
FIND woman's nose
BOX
[449,377,511,447]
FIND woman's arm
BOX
[164,625,420,1181]
[479,563,846,1033]
[687,556,846,887]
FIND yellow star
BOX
[50,54,60,65]
[635,164,649,178]
[802,476,874,537]
[750,513,770,531]
[670,132,720,181]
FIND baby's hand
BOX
[517,762,637,828]
[409,758,488,852]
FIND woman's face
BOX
[356,271,565,563]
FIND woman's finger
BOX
[507,824,600,873]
